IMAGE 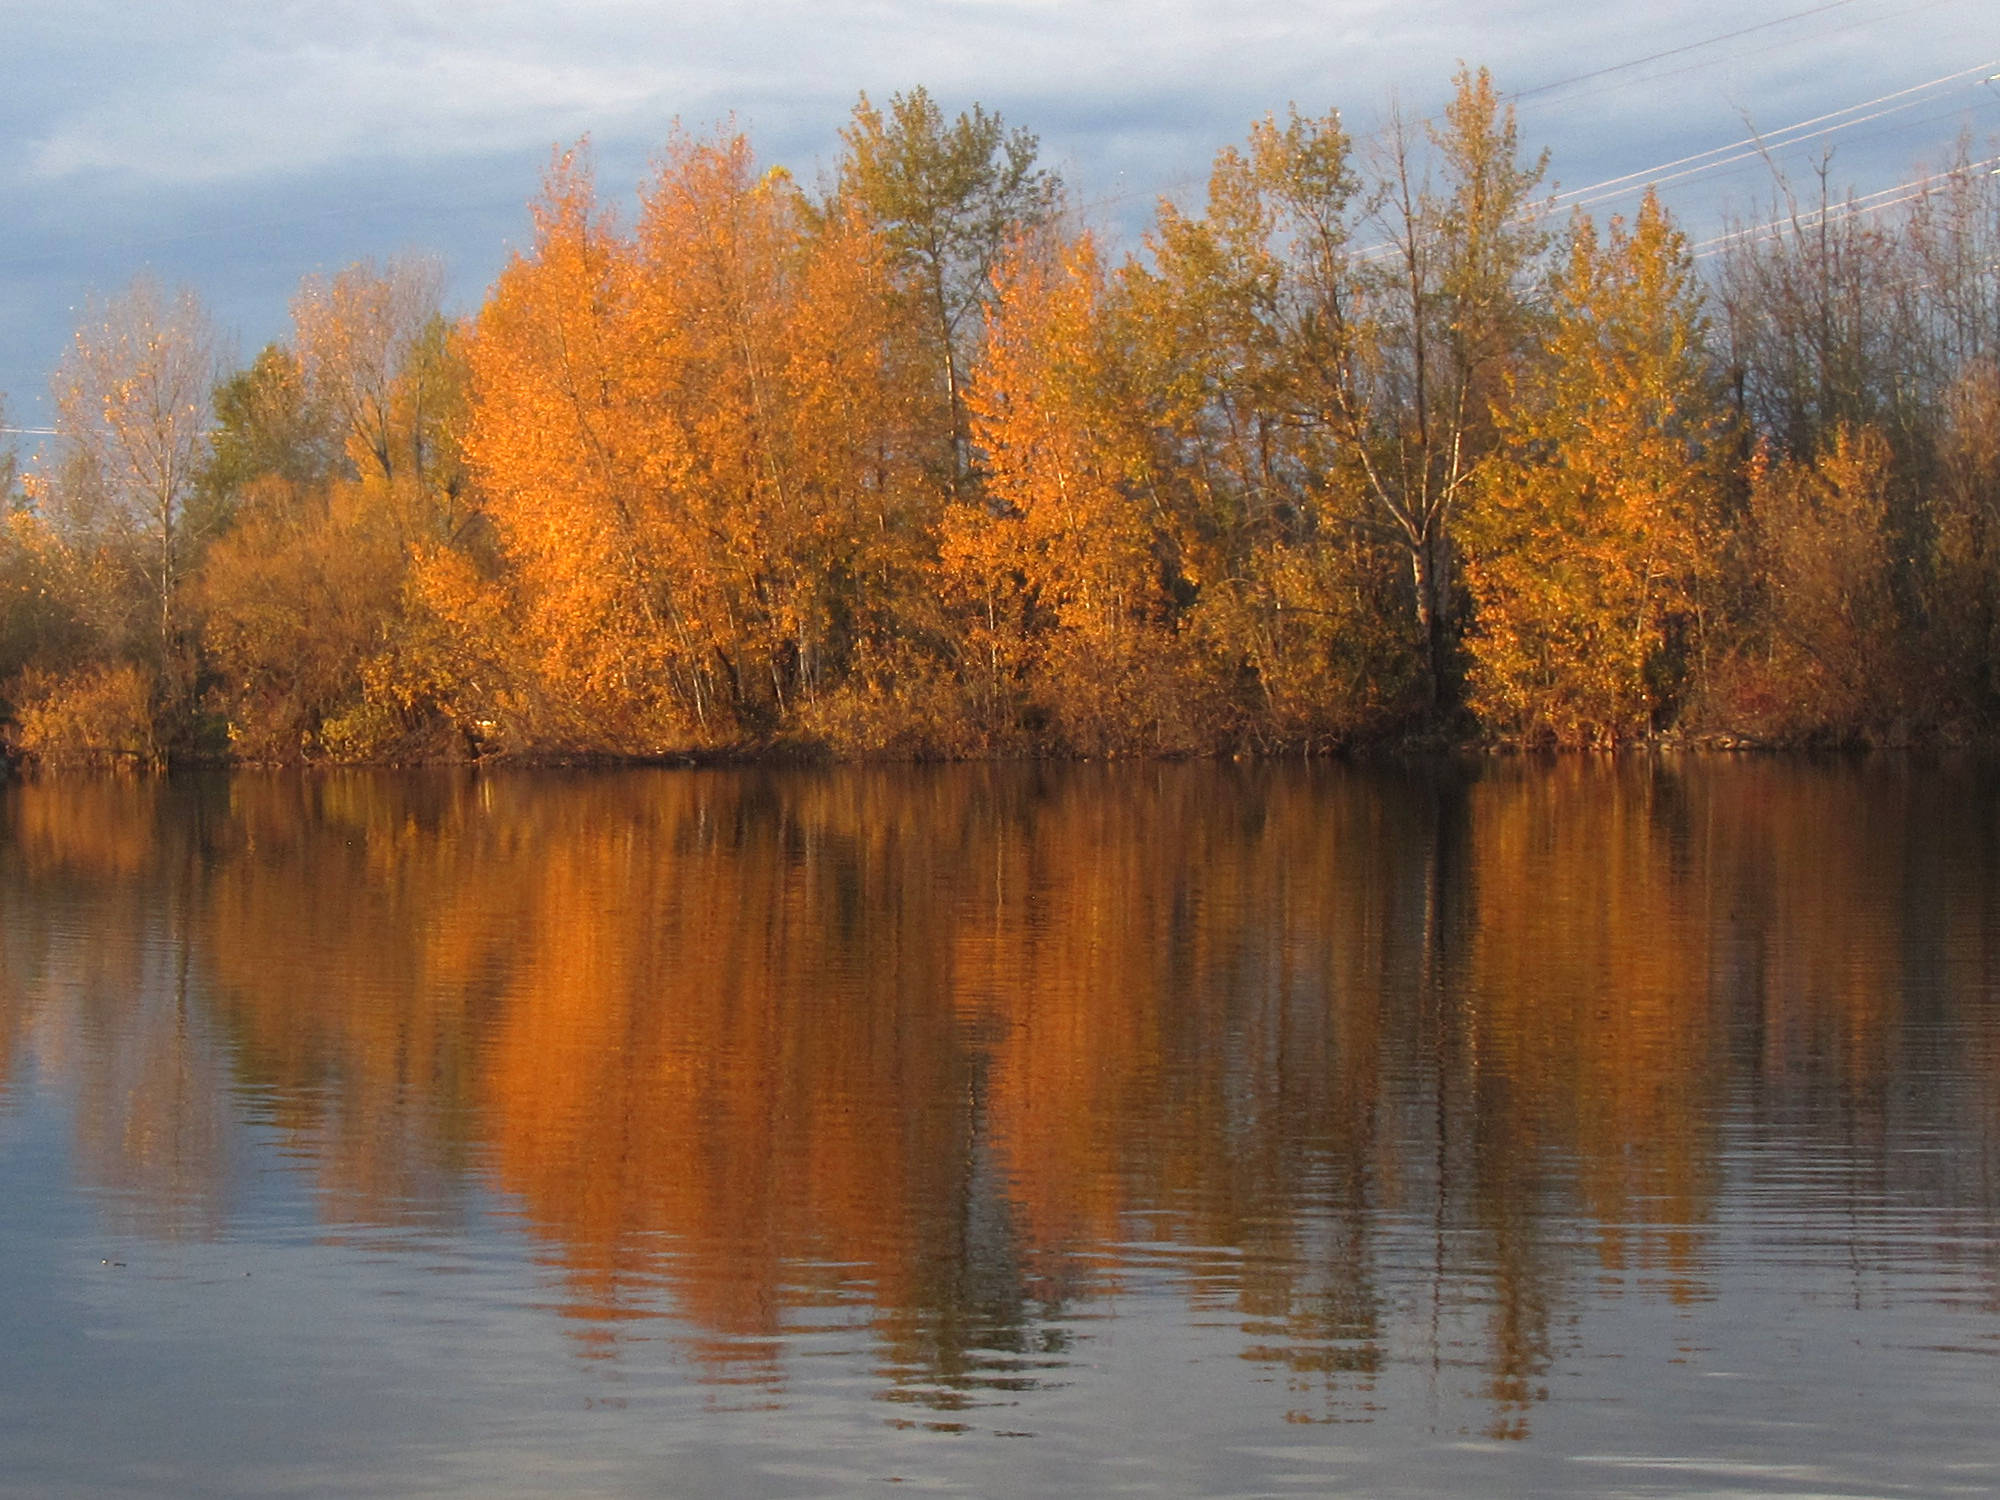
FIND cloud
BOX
[19,0,1992,182]
[22,0,1429,188]
[2,0,1994,420]
[29,27,688,183]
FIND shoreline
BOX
[5,727,1989,777]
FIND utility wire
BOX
[1507,0,1961,119]
[1548,58,2000,211]
[1691,154,2000,258]
[1504,0,1860,102]
[1342,63,1997,266]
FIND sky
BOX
[2,0,1995,444]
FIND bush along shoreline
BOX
[6,72,2000,768]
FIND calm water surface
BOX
[2,760,1998,1497]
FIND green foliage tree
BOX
[839,87,1059,493]
[198,262,477,761]
[193,343,346,540]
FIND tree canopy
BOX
[5,77,1998,765]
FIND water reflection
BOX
[3,759,1999,1436]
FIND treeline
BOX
[4,69,1999,764]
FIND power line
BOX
[1505,0,1861,103]
[1548,57,2000,212]
[1507,0,1962,120]
[1338,61,1997,267]
[1690,154,2000,258]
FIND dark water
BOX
[2,760,1997,1497]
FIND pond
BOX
[2,759,1997,1496]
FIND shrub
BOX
[8,664,159,766]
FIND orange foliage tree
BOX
[956,231,1210,753]
[458,149,680,750]
[16,82,2000,763]
[464,134,952,753]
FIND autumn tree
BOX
[4,405,162,763]
[958,230,1209,751]
[1463,193,1722,745]
[2,505,118,697]
[628,129,958,739]
[460,146,698,752]
[774,197,956,750]
[1120,106,1417,743]
[1343,67,1550,714]
[198,260,478,761]
[1710,147,2000,733]
[6,445,140,694]
[0,415,79,716]
[24,87,2000,761]
[293,255,449,486]
[1923,361,2000,717]
[462,131,952,752]
[1718,426,1904,738]
[627,132,832,734]
[195,483,410,760]
[193,344,345,538]
[839,87,1059,493]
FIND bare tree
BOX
[53,276,221,667]
[292,253,447,485]
[1331,68,1549,714]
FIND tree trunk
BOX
[1411,529,1450,716]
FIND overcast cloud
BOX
[3,0,1994,433]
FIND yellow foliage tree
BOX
[1465,192,1721,746]
[1119,106,1417,745]
[196,479,404,760]
[200,261,475,761]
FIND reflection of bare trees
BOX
[68,919,234,1243]
[4,761,2000,1429]
[1,776,236,1239]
